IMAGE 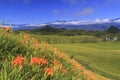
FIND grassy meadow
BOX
[29,34,120,80]
[52,42,120,80]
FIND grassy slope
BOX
[52,42,120,80]
[28,34,120,79]
[0,28,109,80]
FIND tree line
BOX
[23,25,120,37]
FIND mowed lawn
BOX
[52,42,120,80]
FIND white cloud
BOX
[79,7,94,16]
[114,19,120,23]
[94,19,101,23]
[52,21,85,25]
[26,24,47,26]
[102,19,110,23]
[94,18,111,23]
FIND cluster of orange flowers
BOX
[11,56,25,68]
[61,67,67,73]
[20,35,41,50]
[25,34,30,41]
[11,56,48,67]
[31,57,48,66]
[53,58,67,74]
[11,56,55,76]
[45,68,54,76]
[53,48,65,58]
[5,26,11,32]
[31,40,41,49]
[11,56,67,76]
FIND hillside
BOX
[0,26,109,80]
[26,33,120,80]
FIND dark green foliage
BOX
[22,25,87,36]
[107,25,120,34]
[70,55,74,59]
[28,25,66,35]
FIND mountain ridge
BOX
[3,18,120,31]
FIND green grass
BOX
[30,34,100,44]
[28,33,120,79]
[52,42,120,80]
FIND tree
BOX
[107,25,120,34]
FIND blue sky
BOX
[0,0,120,24]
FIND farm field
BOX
[52,42,120,80]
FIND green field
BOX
[31,34,100,43]
[29,34,120,79]
[52,42,120,80]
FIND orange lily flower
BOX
[45,68,54,76]
[25,34,30,41]
[31,57,48,66]
[39,58,48,66]
[31,57,40,65]
[11,56,25,67]
[5,26,11,32]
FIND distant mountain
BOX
[110,17,120,22]
[3,24,44,30]
[3,18,120,31]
